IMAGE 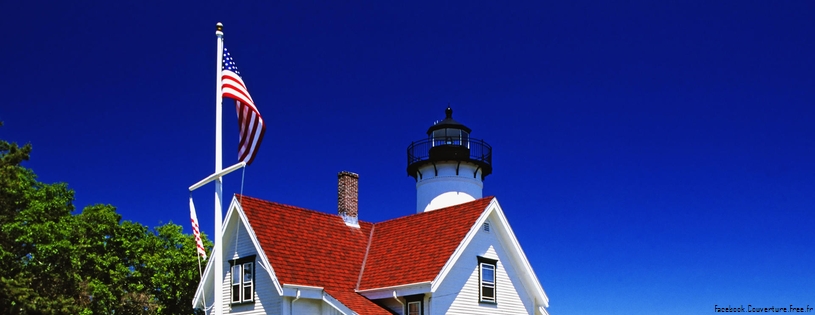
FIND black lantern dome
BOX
[407,107,492,180]
[426,107,472,135]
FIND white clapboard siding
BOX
[291,298,322,314]
[431,217,534,314]
[322,302,346,315]
[219,212,282,315]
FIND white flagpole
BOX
[214,22,225,315]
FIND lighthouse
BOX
[407,107,493,213]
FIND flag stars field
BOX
[221,46,265,165]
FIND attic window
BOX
[230,255,256,304]
[482,222,490,232]
[407,301,420,315]
[478,256,498,304]
[404,294,424,315]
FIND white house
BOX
[193,108,550,315]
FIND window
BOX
[230,256,256,304]
[404,294,424,315]
[478,257,497,303]
[431,128,468,147]
[407,301,420,315]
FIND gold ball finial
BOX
[216,22,223,32]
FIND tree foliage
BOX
[0,125,211,314]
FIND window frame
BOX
[478,256,498,304]
[404,294,424,315]
[229,255,256,304]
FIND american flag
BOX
[222,47,266,165]
[189,197,207,259]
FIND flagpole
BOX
[213,22,225,315]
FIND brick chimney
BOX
[338,171,359,227]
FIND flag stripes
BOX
[189,197,207,259]
[222,47,266,165]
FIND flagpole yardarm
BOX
[213,21,225,315]
[189,161,246,192]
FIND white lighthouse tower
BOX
[407,107,493,213]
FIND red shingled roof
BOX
[358,197,492,289]
[237,195,492,314]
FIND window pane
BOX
[433,130,445,146]
[243,263,253,283]
[408,302,420,315]
[232,284,241,302]
[244,285,253,302]
[482,286,495,300]
[481,264,495,284]
[232,265,241,285]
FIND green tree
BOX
[0,124,211,314]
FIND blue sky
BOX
[3,1,814,314]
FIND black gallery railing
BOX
[407,138,492,167]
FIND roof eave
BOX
[282,284,325,299]
[356,281,432,300]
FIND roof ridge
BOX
[237,194,377,225]
[355,225,375,290]
[238,194,493,227]
[373,196,494,226]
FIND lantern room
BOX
[406,107,492,213]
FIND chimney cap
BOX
[338,170,359,178]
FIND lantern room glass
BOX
[431,128,469,148]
